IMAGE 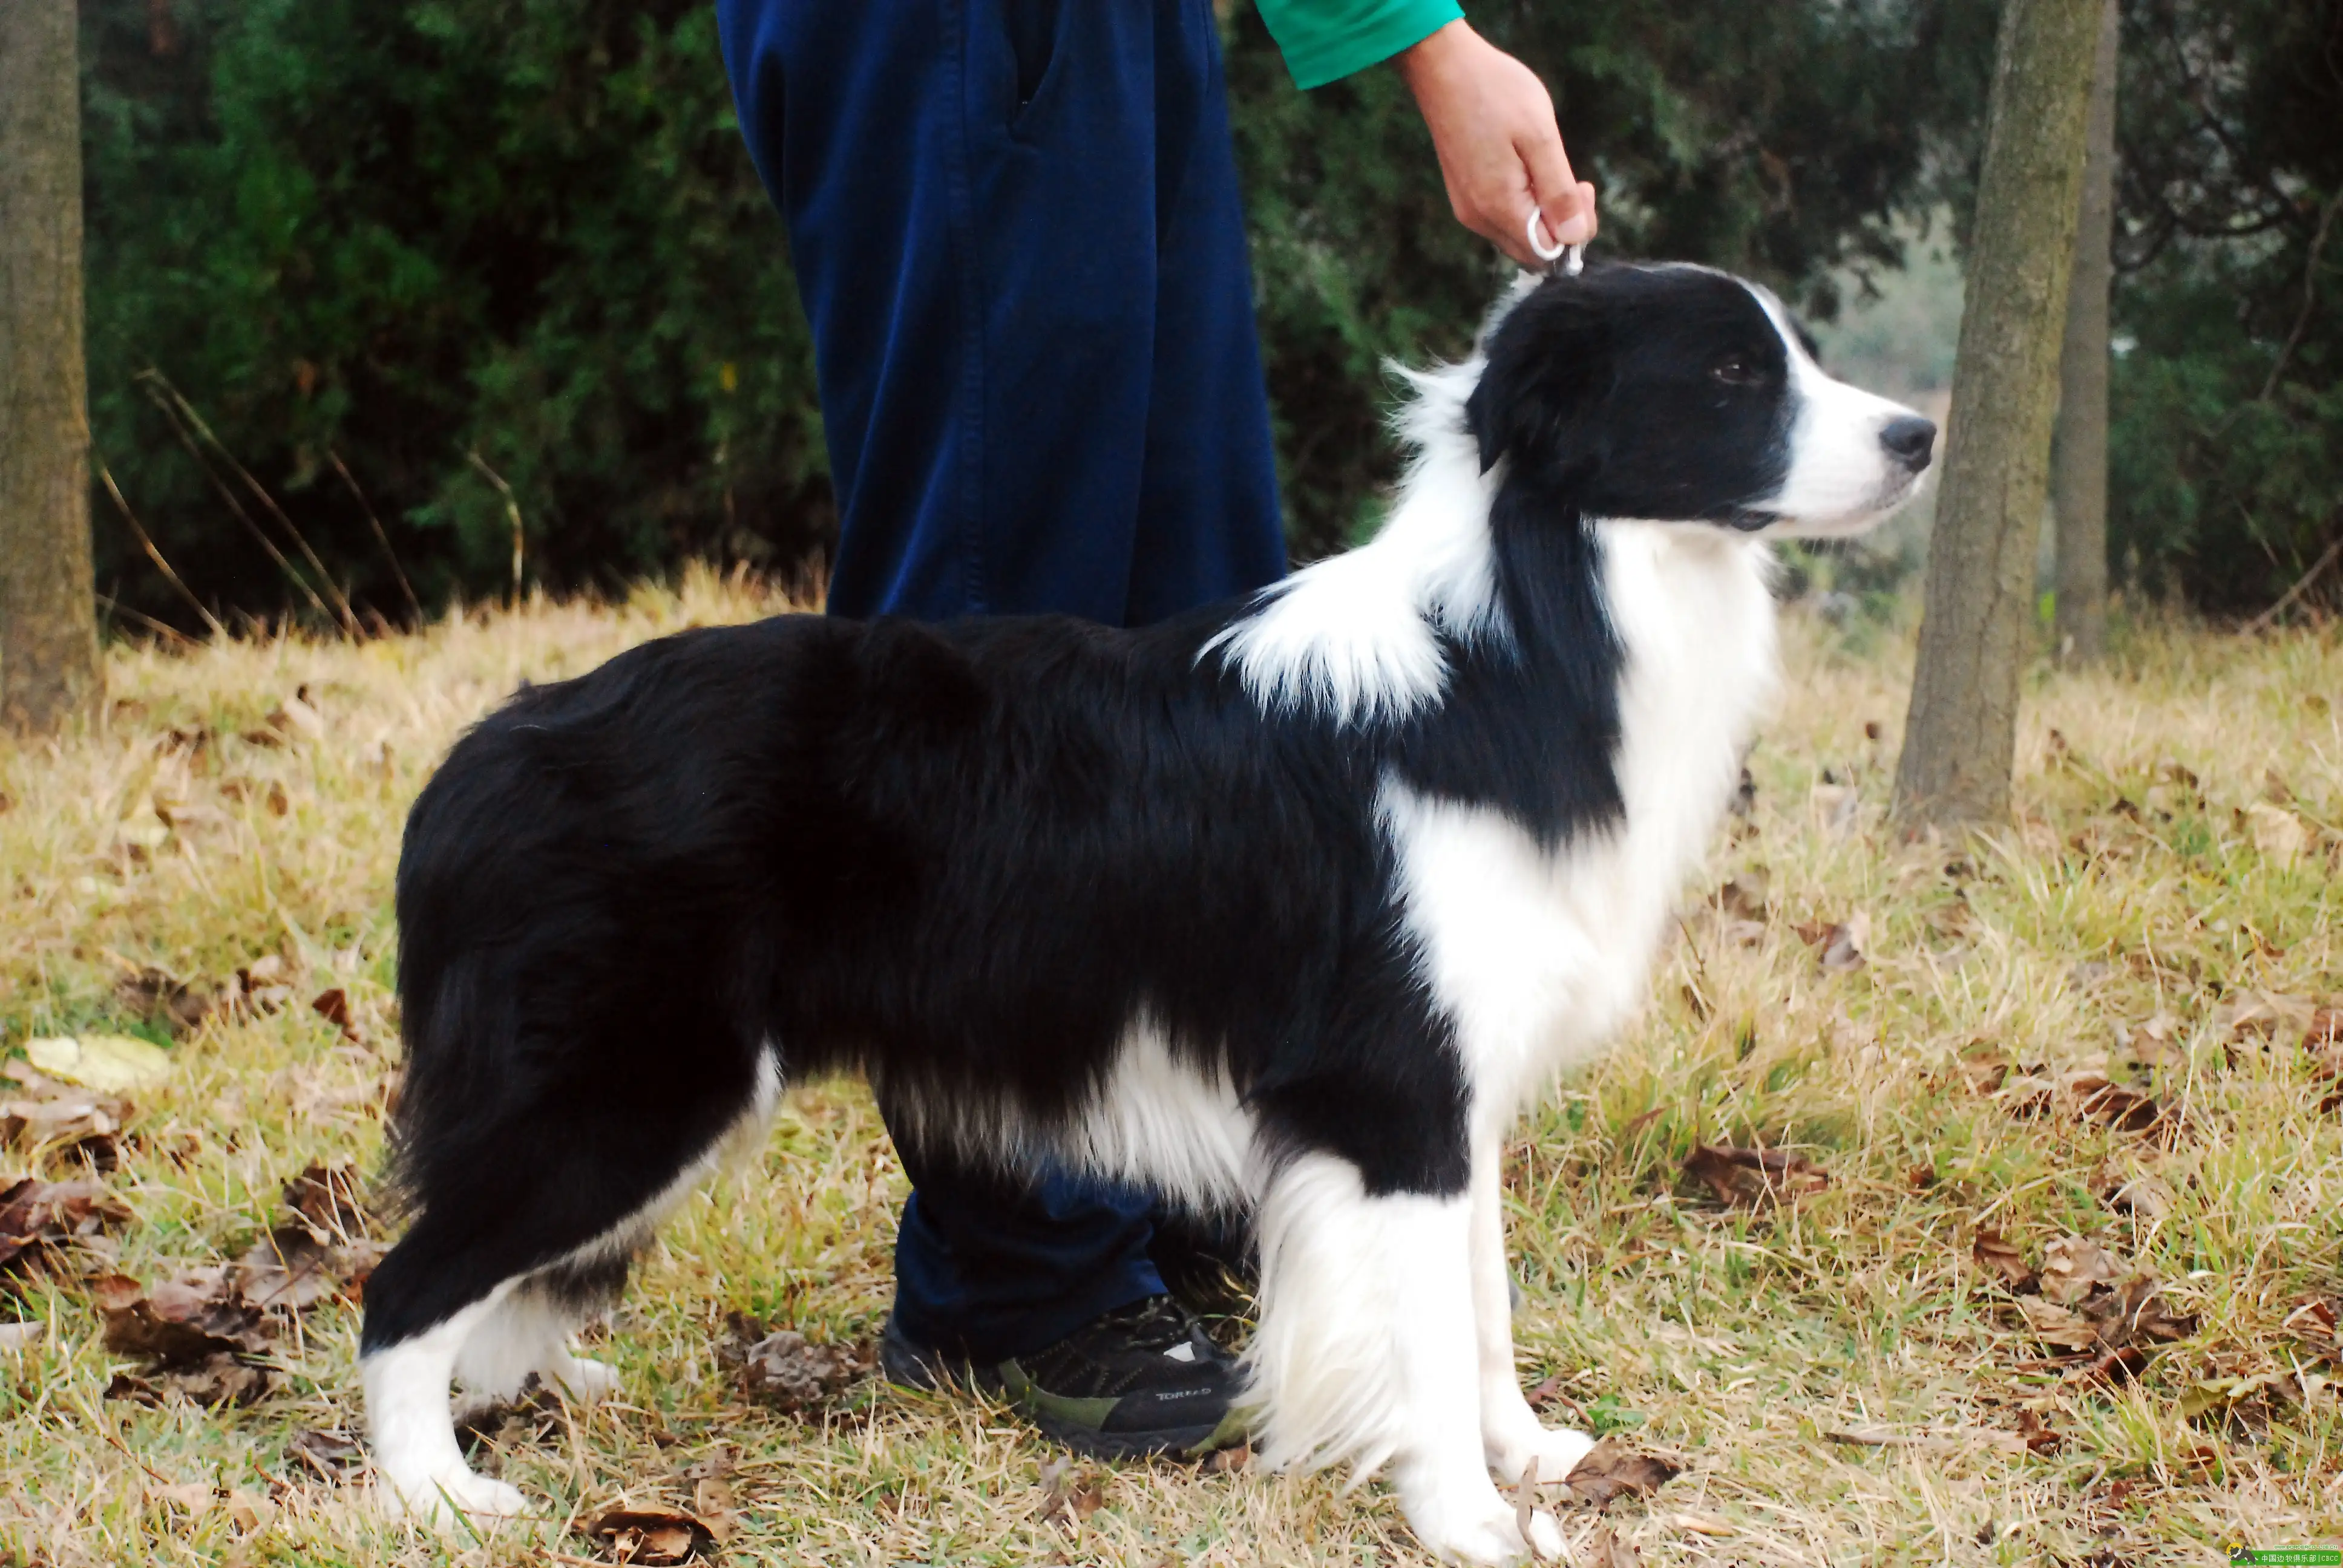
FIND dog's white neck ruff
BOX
[1204,361,1509,726]
[1213,356,1784,1120]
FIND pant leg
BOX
[717,0,1281,1364]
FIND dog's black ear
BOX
[1464,284,1609,480]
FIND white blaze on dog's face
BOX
[1748,286,1937,537]
[1464,263,1935,538]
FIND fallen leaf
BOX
[690,1475,738,1544]
[106,1351,272,1407]
[2014,1408,2061,1454]
[2040,1237,2123,1305]
[287,1428,364,1481]
[718,1315,870,1413]
[1203,1442,1251,1474]
[94,1268,273,1363]
[0,1075,131,1166]
[0,1177,132,1276]
[585,1505,714,1565]
[2066,1075,2168,1135]
[1036,1457,1107,1525]
[1559,1440,1681,1508]
[1524,1370,1573,1413]
[2245,802,2309,866]
[1683,1144,1829,1206]
[234,1224,337,1312]
[1715,873,1769,923]
[282,1162,372,1240]
[24,1034,171,1094]
[148,1481,216,1512]
[2016,1295,2101,1352]
[2178,1369,2300,1423]
[0,1321,44,1352]
[1795,912,1869,970]
[310,988,360,1044]
[1973,1230,2037,1293]
[2220,990,2316,1042]
[224,1487,272,1532]
[266,688,326,741]
[113,967,215,1035]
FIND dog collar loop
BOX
[1525,209,1584,276]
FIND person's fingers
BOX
[1571,180,1600,245]
[1518,122,1587,249]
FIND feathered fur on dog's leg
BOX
[1247,1152,1562,1564]
[364,1290,529,1523]
[1469,1135,1594,1488]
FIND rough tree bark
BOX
[2053,0,2119,667]
[1894,0,2103,829]
[0,0,102,736]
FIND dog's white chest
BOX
[1386,529,1778,1126]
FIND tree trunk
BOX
[0,0,102,736]
[2053,0,2119,667]
[1893,0,2102,829]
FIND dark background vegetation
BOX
[78,0,2339,629]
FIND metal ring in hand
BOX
[1525,209,1584,276]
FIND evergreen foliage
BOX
[2109,0,2343,613]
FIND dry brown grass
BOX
[2,567,2339,1566]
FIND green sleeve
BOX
[1253,0,1463,91]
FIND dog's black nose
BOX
[1879,416,1936,472]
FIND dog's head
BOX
[1464,261,1934,537]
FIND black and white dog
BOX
[363,261,1932,1563]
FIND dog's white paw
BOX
[545,1353,620,1403]
[377,1467,531,1527]
[1407,1478,1565,1564]
[1489,1422,1599,1487]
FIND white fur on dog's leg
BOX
[543,1351,619,1403]
[1245,1154,1553,1563]
[1467,1138,1597,1489]
[1381,1188,1550,1564]
[365,1296,531,1524]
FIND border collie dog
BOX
[364,261,1932,1562]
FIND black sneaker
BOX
[881,1295,1247,1459]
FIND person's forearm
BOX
[1395,21,1598,267]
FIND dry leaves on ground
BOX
[1036,1456,1109,1526]
[0,1177,131,1278]
[716,1313,872,1414]
[1996,1065,2171,1138]
[1,1070,133,1170]
[585,1504,718,1566]
[1553,1440,1682,1508]
[1683,1144,1829,1206]
[113,965,215,1035]
[97,1163,381,1405]
[287,1428,364,1481]
[22,1034,172,1095]
[1794,911,1869,972]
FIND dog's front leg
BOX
[1470,1135,1596,1486]
[1248,1152,1561,1564]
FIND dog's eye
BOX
[1711,356,1761,387]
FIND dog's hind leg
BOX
[453,1255,629,1408]
[361,1048,782,1523]
[1467,1135,1594,1488]
[1247,1151,1563,1565]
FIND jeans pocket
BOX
[1001,0,1062,123]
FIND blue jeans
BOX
[717,0,1285,1361]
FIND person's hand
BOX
[1394,21,1598,267]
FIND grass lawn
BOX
[2,567,2339,1566]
